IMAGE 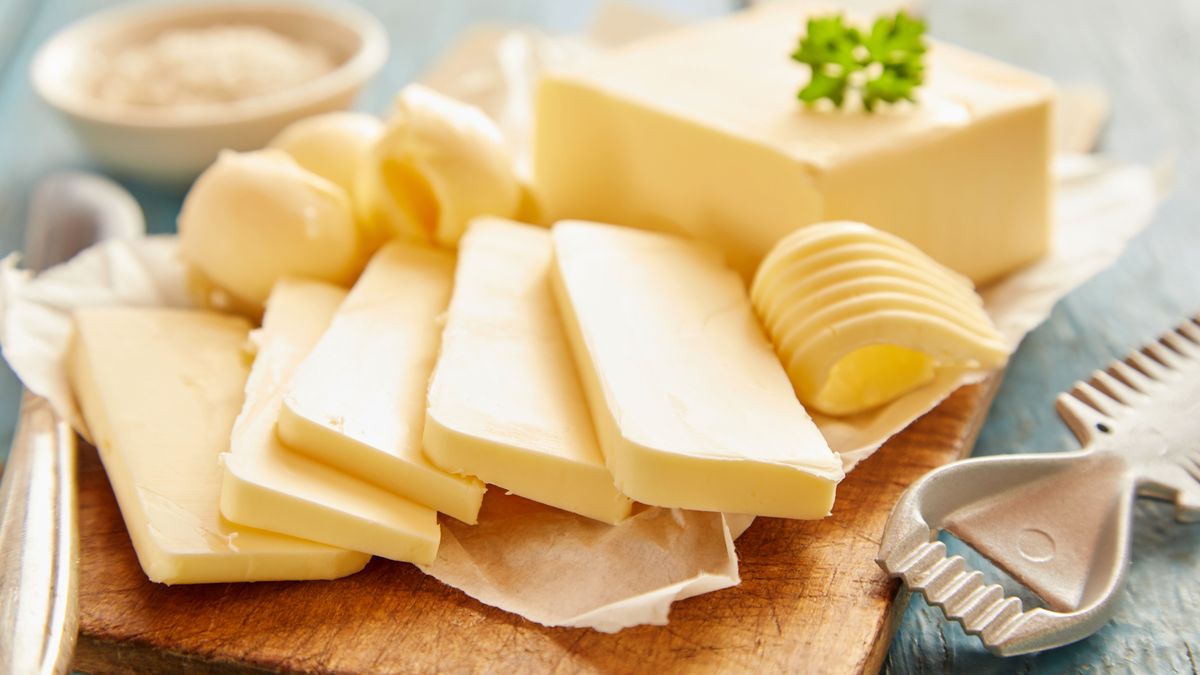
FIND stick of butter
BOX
[550,221,844,519]
[425,218,633,524]
[68,308,369,584]
[221,278,441,564]
[279,242,486,524]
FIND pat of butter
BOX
[534,3,1055,285]
[751,221,1009,416]
[221,278,441,564]
[269,111,384,197]
[279,242,486,524]
[551,221,843,519]
[68,308,369,584]
[425,218,633,524]
[355,85,521,248]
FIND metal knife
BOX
[0,172,143,675]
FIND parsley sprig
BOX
[791,11,927,112]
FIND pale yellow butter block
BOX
[535,4,1055,285]
[550,221,844,519]
[424,218,633,524]
[221,278,441,565]
[69,308,369,585]
[279,242,486,524]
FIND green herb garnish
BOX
[791,11,927,112]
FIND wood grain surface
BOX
[70,379,999,674]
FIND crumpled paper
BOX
[0,15,1161,634]
[424,492,740,631]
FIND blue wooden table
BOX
[1,0,1196,672]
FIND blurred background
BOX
[0,0,1196,672]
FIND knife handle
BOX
[0,391,79,675]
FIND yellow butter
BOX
[221,278,441,565]
[269,111,384,198]
[69,308,368,584]
[355,85,521,249]
[425,218,633,524]
[178,149,360,308]
[751,222,1010,417]
[534,4,1055,285]
[551,221,843,519]
[279,242,486,524]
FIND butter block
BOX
[425,219,633,524]
[535,4,1055,284]
[69,308,368,584]
[550,221,843,518]
[221,278,441,564]
[279,242,486,523]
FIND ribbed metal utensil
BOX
[878,315,1200,656]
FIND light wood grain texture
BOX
[70,379,998,674]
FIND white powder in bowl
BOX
[89,25,336,107]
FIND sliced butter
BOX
[69,308,369,584]
[279,242,486,524]
[221,278,441,564]
[550,221,843,519]
[751,222,1010,417]
[425,218,633,524]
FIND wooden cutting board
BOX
[71,376,1000,674]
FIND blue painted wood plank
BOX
[886,0,1200,672]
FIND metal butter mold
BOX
[878,315,1200,656]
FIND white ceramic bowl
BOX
[31,1,388,187]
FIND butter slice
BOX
[221,278,441,564]
[69,308,368,584]
[551,221,843,518]
[279,242,486,523]
[425,219,633,524]
[535,3,1055,284]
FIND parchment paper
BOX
[0,15,1161,633]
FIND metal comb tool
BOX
[877,315,1200,656]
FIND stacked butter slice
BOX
[69,308,371,584]
[221,278,441,564]
[549,221,843,518]
[69,218,848,584]
[750,222,1010,417]
[423,219,634,525]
